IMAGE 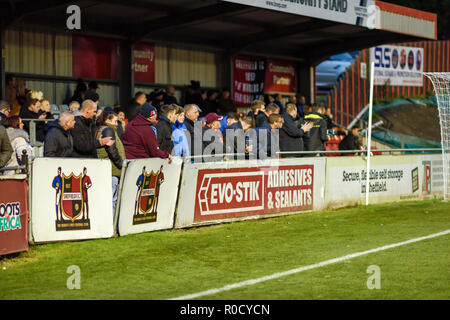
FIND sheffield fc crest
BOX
[133,166,164,225]
[52,167,91,231]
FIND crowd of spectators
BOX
[0,76,363,207]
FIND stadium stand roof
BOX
[0,0,438,104]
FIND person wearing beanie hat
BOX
[122,103,172,161]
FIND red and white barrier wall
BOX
[0,154,445,253]
[175,158,326,228]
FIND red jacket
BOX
[122,114,169,159]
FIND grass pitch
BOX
[1,199,449,300]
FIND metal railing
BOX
[277,148,442,156]
[0,150,29,175]
[21,118,53,146]
[180,148,442,162]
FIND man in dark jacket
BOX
[339,126,361,153]
[0,124,13,168]
[183,104,201,157]
[44,111,75,157]
[303,105,328,154]
[126,92,147,122]
[279,104,313,158]
[122,103,172,160]
[156,104,178,154]
[70,100,114,158]
[223,115,255,159]
[255,103,280,128]
[257,114,284,159]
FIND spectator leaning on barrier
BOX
[122,103,172,161]
[2,116,33,175]
[71,99,114,158]
[172,106,190,157]
[339,126,362,154]
[96,111,125,215]
[156,104,178,154]
[0,123,13,169]
[258,113,284,159]
[304,105,329,155]
[44,111,75,157]
[202,112,224,160]
[279,104,313,158]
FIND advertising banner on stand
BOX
[264,58,297,94]
[371,45,424,86]
[31,158,114,243]
[116,158,183,236]
[325,155,421,208]
[175,158,326,228]
[133,43,155,83]
[0,178,28,256]
[232,55,266,106]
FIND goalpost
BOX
[424,73,450,201]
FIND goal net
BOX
[424,72,450,201]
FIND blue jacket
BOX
[172,121,190,157]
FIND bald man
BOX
[71,99,114,158]
[44,111,75,157]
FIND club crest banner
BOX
[116,158,183,236]
[31,158,114,243]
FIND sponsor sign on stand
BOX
[117,158,183,236]
[264,59,297,94]
[176,158,326,228]
[31,158,114,243]
[232,55,266,106]
[133,43,155,83]
[0,178,28,255]
[371,45,424,86]
[325,155,421,207]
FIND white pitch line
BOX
[169,229,450,300]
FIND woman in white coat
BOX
[2,115,33,175]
